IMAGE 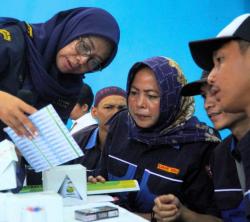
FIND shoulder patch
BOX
[157,163,180,175]
[0,29,11,41]
[25,23,33,38]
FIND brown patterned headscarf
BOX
[126,56,220,146]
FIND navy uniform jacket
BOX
[0,22,27,140]
[97,110,219,214]
[211,134,250,221]
[0,21,77,141]
[0,22,27,190]
[0,22,76,189]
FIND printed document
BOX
[4,105,83,172]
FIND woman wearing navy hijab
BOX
[0,7,120,140]
[89,56,221,219]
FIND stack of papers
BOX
[87,180,140,195]
[20,179,140,195]
[4,105,83,172]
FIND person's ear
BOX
[91,106,98,119]
[81,104,89,113]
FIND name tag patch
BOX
[157,163,180,175]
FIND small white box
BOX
[0,139,18,190]
[42,164,87,204]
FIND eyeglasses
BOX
[75,37,103,71]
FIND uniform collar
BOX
[85,128,99,150]
[230,136,241,161]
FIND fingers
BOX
[15,106,38,138]
[153,204,178,220]
[19,100,37,115]
[153,200,177,215]
[154,214,178,222]
[0,92,38,139]
[153,195,179,222]
[154,194,176,207]
[88,175,106,183]
[5,108,37,139]
[88,176,98,183]
[96,175,106,182]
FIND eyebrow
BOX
[103,103,126,107]
[131,86,160,94]
[87,37,95,50]
[212,51,217,58]
[212,48,221,60]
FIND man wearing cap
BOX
[187,13,250,221]
[70,83,97,135]
[189,14,250,115]
[71,86,127,172]
[182,71,248,132]
[183,71,249,221]
[153,71,250,222]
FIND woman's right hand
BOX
[0,91,38,138]
[88,175,106,183]
[153,194,181,222]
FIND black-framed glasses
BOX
[75,37,103,71]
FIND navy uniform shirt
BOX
[238,131,250,220]
[211,134,250,221]
[97,111,219,214]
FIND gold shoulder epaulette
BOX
[0,29,11,41]
[25,23,33,38]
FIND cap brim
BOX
[181,79,206,96]
[189,36,233,70]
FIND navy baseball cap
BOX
[189,14,250,71]
[181,71,209,96]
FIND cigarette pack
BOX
[75,205,119,222]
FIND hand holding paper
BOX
[4,105,84,172]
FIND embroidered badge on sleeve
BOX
[0,29,11,41]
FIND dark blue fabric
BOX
[0,7,120,103]
[100,110,219,213]
[211,135,250,221]
[11,162,26,193]
[221,200,249,222]
[237,131,250,219]
[85,127,99,149]
[126,56,220,146]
